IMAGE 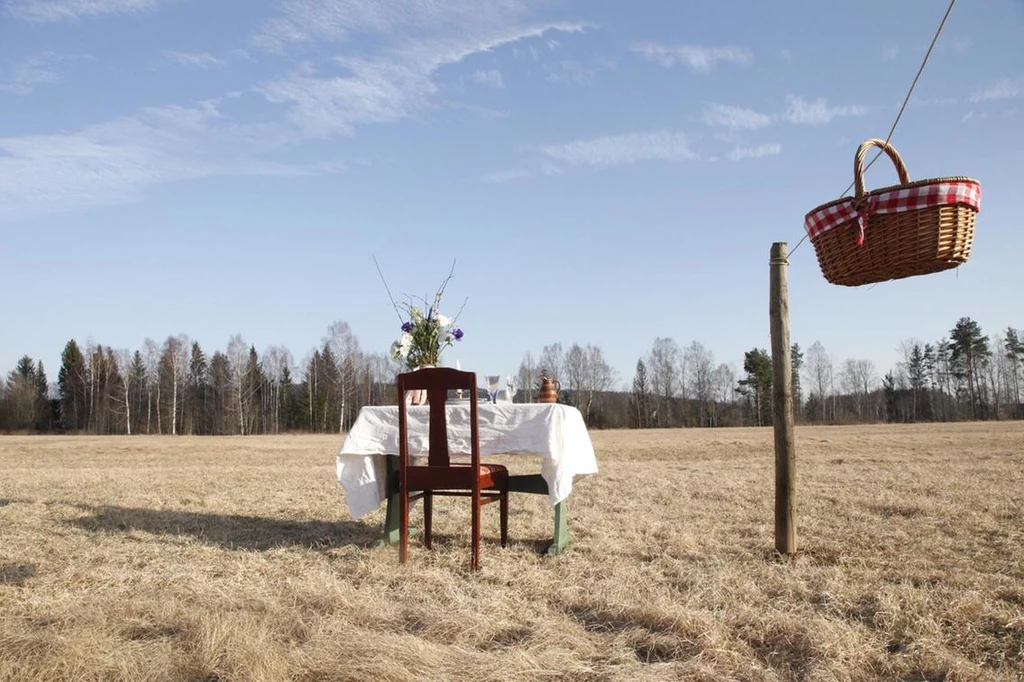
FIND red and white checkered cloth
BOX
[805,180,982,245]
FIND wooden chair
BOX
[397,367,508,570]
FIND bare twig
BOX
[372,255,405,324]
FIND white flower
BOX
[436,314,452,328]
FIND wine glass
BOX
[485,375,501,403]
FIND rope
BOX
[787,0,958,260]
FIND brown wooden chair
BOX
[397,367,508,570]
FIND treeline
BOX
[1,317,1021,434]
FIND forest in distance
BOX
[1,316,1021,436]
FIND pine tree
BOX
[630,358,651,429]
[58,339,88,432]
[737,349,772,427]
[950,317,990,419]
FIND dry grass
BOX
[1,423,1023,681]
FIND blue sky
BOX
[2,0,1022,389]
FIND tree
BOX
[128,351,147,435]
[790,343,804,421]
[804,341,832,422]
[647,337,681,427]
[516,352,537,402]
[712,363,736,426]
[227,334,252,434]
[209,351,233,434]
[841,359,876,421]
[564,343,586,410]
[113,349,135,434]
[539,343,564,385]
[323,320,361,432]
[630,358,651,428]
[142,337,160,433]
[684,341,714,427]
[737,348,772,426]
[580,344,614,425]
[160,334,189,436]
[950,317,990,419]
[899,340,932,422]
[187,342,209,435]
[1005,328,1023,418]
[58,339,88,432]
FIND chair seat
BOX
[406,462,508,491]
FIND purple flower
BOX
[453,328,464,341]
[401,321,413,333]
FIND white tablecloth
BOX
[336,403,599,519]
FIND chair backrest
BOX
[396,367,479,469]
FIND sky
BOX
[1,0,1022,390]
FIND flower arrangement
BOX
[377,259,465,370]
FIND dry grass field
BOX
[1,423,1023,681]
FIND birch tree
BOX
[324,320,361,432]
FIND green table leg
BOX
[547,498,571,555]
[373,455,416,548]
[507,473,572,555]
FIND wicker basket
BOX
[804,139,981,287]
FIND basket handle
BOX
[854,138,911,199]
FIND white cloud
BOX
[253,0,586,137]
[163,51,225,69]
[910,96,958,107]
[545,61,595,85]
[630,42,753,72]
[251,0,587,53]
[480,169,533,183]
[0,101,339,219]
[5,0,172,21]
[969,78,1023,102]
[726,143,781,161]
[0,54,64,95]
[540,130,697,167]
[783,96,866,125]
[701,103,772,130]
[472,69,504,89]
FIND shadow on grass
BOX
[67,505,383,551]
[410,532,554,556]
[0,564,36,586]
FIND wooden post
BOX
[770,242,796,556]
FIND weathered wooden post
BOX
[770,242,796,556]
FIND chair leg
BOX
[423,491,433,550]
[399,479,409,565]
[500,486,508,549]
[471,489,481,570]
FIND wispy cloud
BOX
[701,103,772,130]
[545,61,595,85]
[0,54,64,95]
[253,0,586,137]
[630,42,753,72]
[5,0,173,22]
[783,96,866,125]
[726,143,781,161]
[909,96,958,108]
[163,51,225,69]
[480,169,534,183]
[969,77,1023,102]
[472,69,504,89]
[540,130,697,167]
[0,101,338,219]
